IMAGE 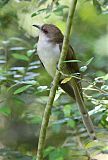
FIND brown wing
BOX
[59,44,83,100]
[66,46,80,74]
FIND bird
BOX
[33,24,96,140]
[33,23,82,100]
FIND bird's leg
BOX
[50,81,54,88]
[56,62,60,72]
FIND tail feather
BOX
[59,81,75,99]
[59,79,83,101]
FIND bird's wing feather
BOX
[66,45,80,74]
[59,44,80,74]
[59,44,83,99]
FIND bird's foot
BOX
[56,63,60,71]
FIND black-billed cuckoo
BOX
[33,24,96,140]
[33,24,82,100]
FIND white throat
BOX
[37,32,60,77]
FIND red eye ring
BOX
[43,28,48,34]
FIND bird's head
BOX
[33,24,63,43]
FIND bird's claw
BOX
[56,63,60,71]
[50,82,53,88]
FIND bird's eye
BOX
[43,28,48,34]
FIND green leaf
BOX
[86,57,94,66]
[63,104,72,117]
[30,116,42,124]
[37,8,47,13]
[48,148,67,160]
[14,85,32,94]
[93,0,102,14]
[53,5,69,13]
[53,5,68,16]
[21,80,37,85]
[0,106,11,116]
[52,124,61,134]
[45,14,51,19]
[61,77,71,84]
[0,0,10,7]
[85,140,104,149]
[53,10,63,16]
[12,53,29,61]
[31,8,47,17]
[101,85,108,91]
[37,85,48,92]
[27,49,35,57]
[67,119,75,128]
[44,146,55,157]
[103,74,108,80]
[38,0,47,6]
[31,12,37,17]
[32,156,37,160]
[10,47,26,50]
[63,59,81,63]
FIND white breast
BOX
[37,32,60,77]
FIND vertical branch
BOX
[36,0,78,160]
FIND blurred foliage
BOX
[0,0,10,8]
[0,0,108,160]
[92,0,108,14]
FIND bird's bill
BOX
[32,24,41,30]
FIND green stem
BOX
[36,0,78,160]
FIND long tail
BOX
[59,79,97,140]
[70,78,96,140]
[59,81,75,99]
